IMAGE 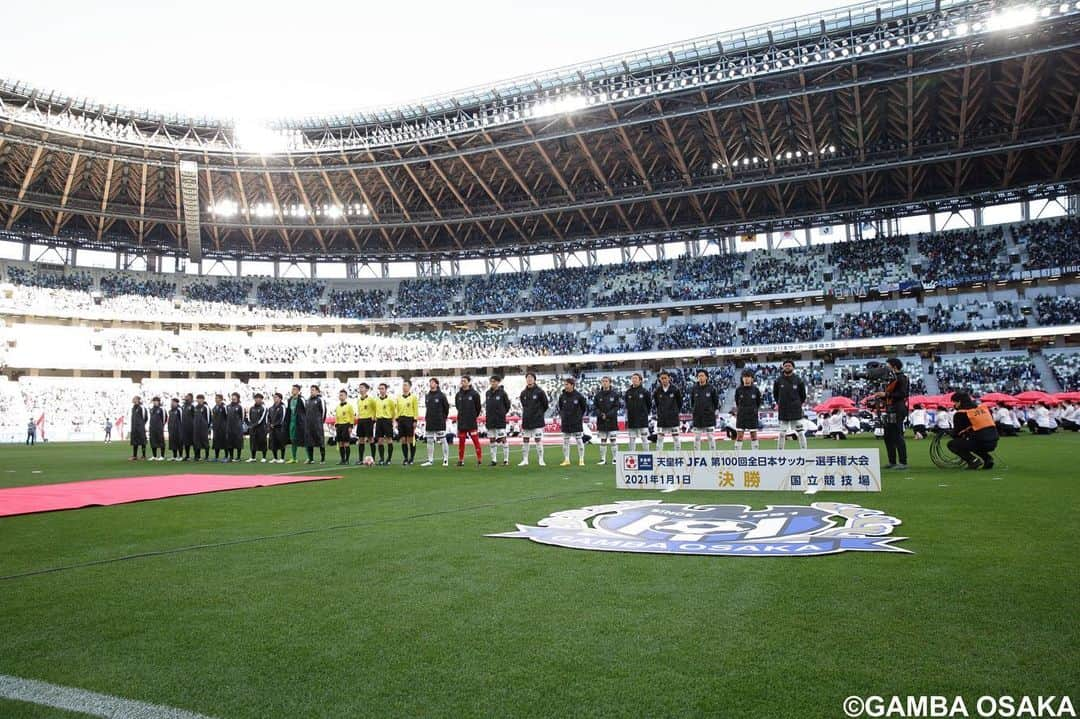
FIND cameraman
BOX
[870,357,909,470]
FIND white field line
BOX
[0,673,217,719]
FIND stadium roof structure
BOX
[0,0,1079,262]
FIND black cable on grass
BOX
[0,488,607,582]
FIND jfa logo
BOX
[623,454,653,471]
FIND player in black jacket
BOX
[652,371,684,451]
[557,378,588,466]
[304,386,327,464]
[592,376,621,465]
[485,376,512,466]
[181,393,195,460]
[518,372,549,466]
[247,393,268,463]
[167,397,183,460]
[267,393,287,463]
[689,370,720,452]
[455,375,483,467]
[422,378,451,467]
[211,394,229,462]
[226,392,245,462]
[193,394,211,461]
[733,370,763,451]
[129,396,148,460]
[624,373,652,451]
[148,397,166,460]
[774,359,808,450]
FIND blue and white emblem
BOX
[489,501,910,556]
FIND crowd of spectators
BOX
[462,272,530,315]
[742,316,823,345]
[833,310,921,340]
[100,274,175,299]
[256,280,323,315]
[184,279,251,305]
[656,321,736,350]
[670,254,742,301]
[1035,296,1080,326]
[934,355,1043,395]
[830,234,910,293]
[917,228,1011,285]
[326,288,389,319]
[1019,216,1080,271]
[927,300,1027,333]
[749,247,827,295]
[1047,353,1080,392]
[524,266,592,311]
[393,277,464,317]
[513,331,584,356]
[7,267,93,292]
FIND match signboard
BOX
[615,449,882,491]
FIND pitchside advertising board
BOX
[614,449,883,492]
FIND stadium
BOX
[0,0,1078,716]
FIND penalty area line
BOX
[0,673,217,719]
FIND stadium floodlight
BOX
[987,5,1037,31]
[253,202,274,218]
[829,144,837,153]
[955,22,970,36]
[211,199,238,218]
[325,205,343,219]
[711,162,720,171]
[234,119,290,155]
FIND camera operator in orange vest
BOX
[947,392,999,471]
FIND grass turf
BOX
[0,436,1077,718]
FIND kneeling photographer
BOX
[947,392,999,470]
[864,358,910,470]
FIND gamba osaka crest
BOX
[488,500,910,556]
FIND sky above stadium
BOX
[2,0,845,121]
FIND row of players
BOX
[124,362,811,466]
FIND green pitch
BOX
[1,436,1077,718]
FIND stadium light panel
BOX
[211,200,238,218]
[234,120,290,155]
[987,6,1037,31]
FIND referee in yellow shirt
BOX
[374,383,397,466]
[396,379,420,466]
[334,389,356,465]
[355,382,377,465]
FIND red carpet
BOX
[0,473,343,517]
